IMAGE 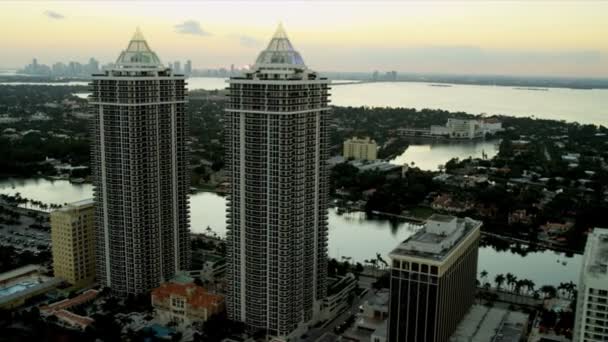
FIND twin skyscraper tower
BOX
[90,25,331,338]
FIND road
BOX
[299,285,375,342]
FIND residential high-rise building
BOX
[387,214,481,342]
[50,199,96,288]
[90,28,190,296]
[87,57,100,74]
[343,137,378,161]
[174,61,181,74]
[184,60,192,76]
[574,228,608,342]
[225,24,331,338]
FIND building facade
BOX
[387,214,481,342]
[343,137,378,161]
[50,199,96,287]
[320,274,357,321]
[90,29,190,295]
[151,276,224,327]
[574,228,608,342]
[225,24,331,338]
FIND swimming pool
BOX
[148,323,175,338]
[0,281,39,297]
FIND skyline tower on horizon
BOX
[224,24,331,337]
[90,28,190,295]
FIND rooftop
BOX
[327,274,356,296]
[40,290,99,330]
[584,228,608,279]
[428,213,456,223]
[114,28,163,69]
[54,198,94,212]
[390,215,481,261]
[53,309,95,330]
[367,289,390,308]
[450,304,529,342]
[254,23,306,69]
[0,275,62,307]
[350,160,402,173]
[40,289,99,312]
[0,265,40,284]
[152,280,223,310]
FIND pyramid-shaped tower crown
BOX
[115,28,163,68]
[254,23,306,68]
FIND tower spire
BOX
[255,22,306,68]
[273,22,288,39]
[115,27,162,68]
[132,26,145,41]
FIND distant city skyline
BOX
[1,1,608,77]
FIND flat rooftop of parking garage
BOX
[450,304,529,342]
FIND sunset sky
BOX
[1,1,607,77]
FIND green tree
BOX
[494,274,505,291]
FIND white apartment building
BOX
[90,29,190,295]
[430,118,502,139]
[225,24,330,338]
[574,228,608,342]
[343,137,378,161]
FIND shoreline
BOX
[2,74,607,90]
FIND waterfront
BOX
[61,77,608,126]
[391,139,500,171]
[0,178,582,288]
[186,78,608,126]
[185,77,608,126]
[0,81,89,86]
[331,81,608,126]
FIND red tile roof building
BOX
[40,289,99,330]
[151,280,224,326]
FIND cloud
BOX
[174,20,210,36]
[44,10,65,20]
[226,34,263,48]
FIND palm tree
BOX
[527,280,536,296]
[557,282,567,298]
[480,270,488,283]
[515,279,525,295]
[558,281,576,299]
[376,253,388,269]
[483,282,491,291]
[495,274,505,291]
[341,256,352,266]
[540,285,557,298]
[565,281,577,299]
[506,273,517,293]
